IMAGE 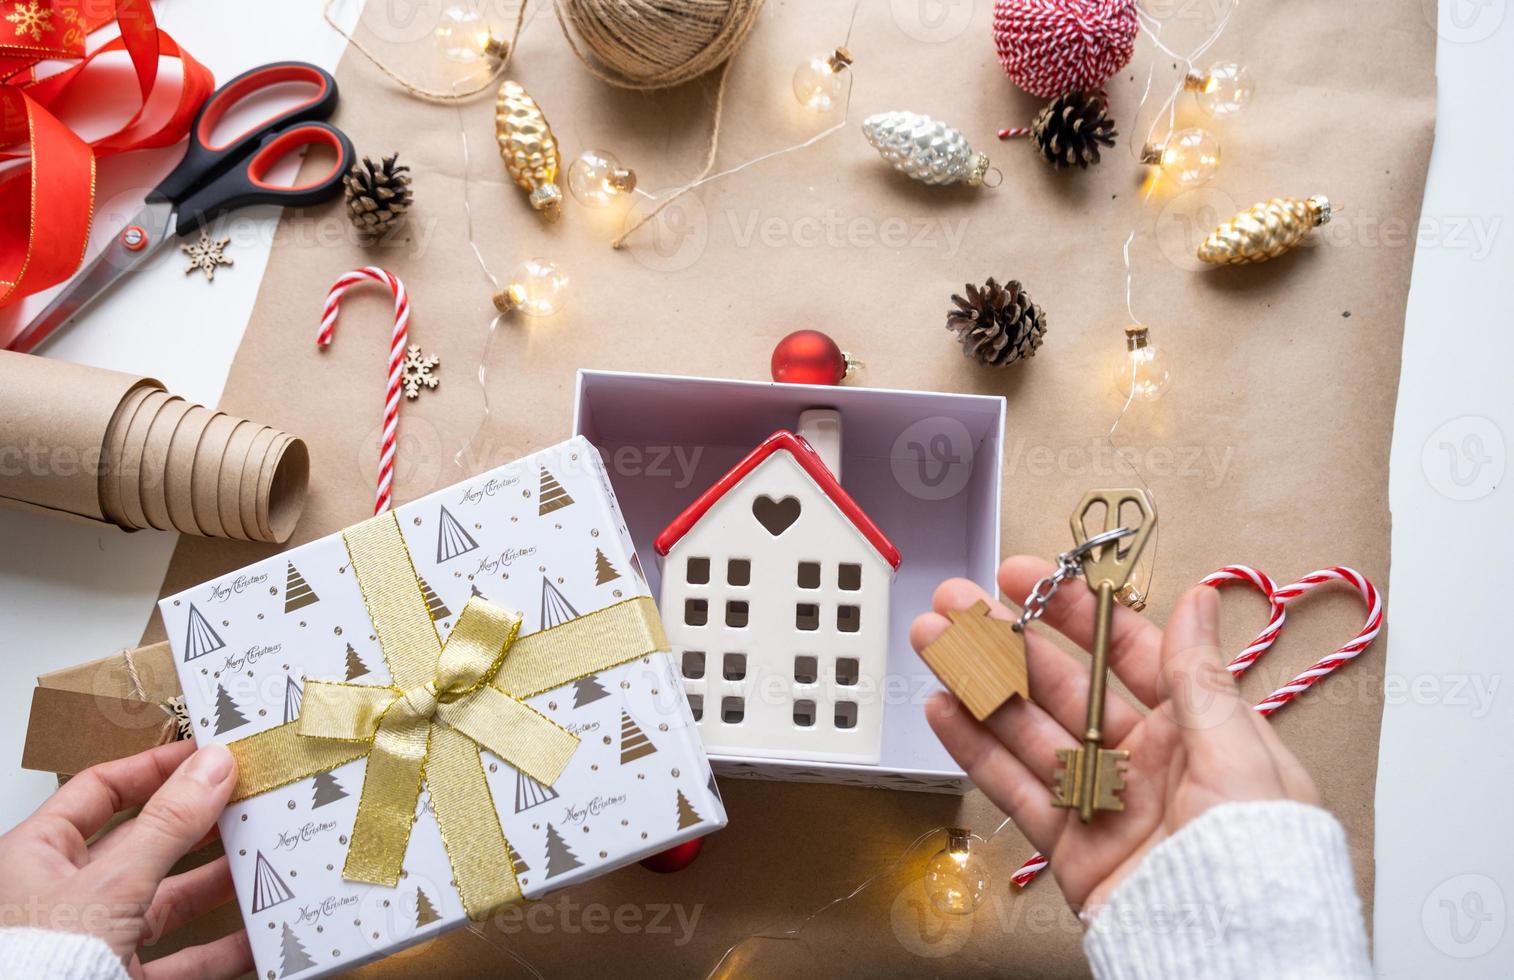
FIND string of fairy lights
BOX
[330,0,1267,970]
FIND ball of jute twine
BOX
[553,0,767,247]
[552,0,765,90]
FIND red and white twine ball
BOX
[992,0,1139,99]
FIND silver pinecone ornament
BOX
[862,110,990,186]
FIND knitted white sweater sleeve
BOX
[0,928,128,980]
[1082,800,1373,979]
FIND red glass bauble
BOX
[639,837,704,873]
[771,330,851,385]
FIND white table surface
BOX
[0,1,1509,975]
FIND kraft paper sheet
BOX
[144,0,1434,974]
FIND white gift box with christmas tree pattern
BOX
[160,437,726,980]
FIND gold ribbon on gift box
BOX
[226,511,666,919]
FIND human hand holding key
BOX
[910,522,1322,913]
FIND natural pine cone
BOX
[343,154,413,237]
[946,278,1046,368]
[1030,92,1117,169]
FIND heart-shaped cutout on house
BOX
[752,495,801,536]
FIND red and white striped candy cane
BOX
[317,266,410,514]
[1010,565,1382,888]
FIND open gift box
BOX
[573,370,1005,794]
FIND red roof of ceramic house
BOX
[654,429,902,570]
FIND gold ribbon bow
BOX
[226,511,666,919]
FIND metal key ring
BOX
[1014,527,1138,632]
[1066,526,1137,562]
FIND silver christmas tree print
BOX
[542,822,582,878]
[283,562,319,613]
[418,576,452,622]
[282,676,303,724]
[620,710,657,764]
[251,851,294,913]
[414,885,442,927]
[344,643,369,681]
[310,770,348,809]
[514,769,559,813]
[213,684,249,735]
[572,676,610,708]
[435,505,479,562]
[183,604,225,661]
[540,577,579,629]
[277,921,316,976]
[538,465,574,515]
[676,789,703,830]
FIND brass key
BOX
[1053,489,1156,823]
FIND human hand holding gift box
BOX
[160,438,725,980]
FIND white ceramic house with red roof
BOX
[654,410,900,764]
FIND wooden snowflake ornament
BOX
[401,344,439,398]
[181,232,234,280]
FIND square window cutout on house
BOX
[684,598,708,626]
[723,653,747,681]
[797,561,821,589]
[725,600,749,628]
[721,696,745,724]
[837,604,860,633]
[834,701,858,729]
[727,558,751,586]
[835,657,859,686]
[838,563,862,591]
[793,699,816,727]
[794,655,818,684]
[686,557,710,585]
[681,650,706,679]
[687,693,703,722]
[796,603,820,631]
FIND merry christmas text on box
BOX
[161,437,726,980]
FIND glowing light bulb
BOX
[567,149,637,208]
[1185,63,1254,117]
[922,828,991,915]
[492,258,568,317]
[792,47,853,112]
[1140,128,1221,187]
[435,5,508,64]
[1112,325,1171,402]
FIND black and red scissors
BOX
[11,61,354,354]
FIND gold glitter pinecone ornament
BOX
[946,278,1046,368]
[496,80,562,217]
[343,154,412,237]
[1198,195,1334,265]
[1031,92,1117,170]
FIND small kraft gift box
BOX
[160,437,726,980]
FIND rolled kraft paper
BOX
[257,432,309,544]
[216,419,259,541]
[139,396,192,532]
[118,389,170,531]
[190,412,238,538]
[164,404,214,536]
[100,384,157,526]
[239,426,276,542]
[0,350,160,522]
